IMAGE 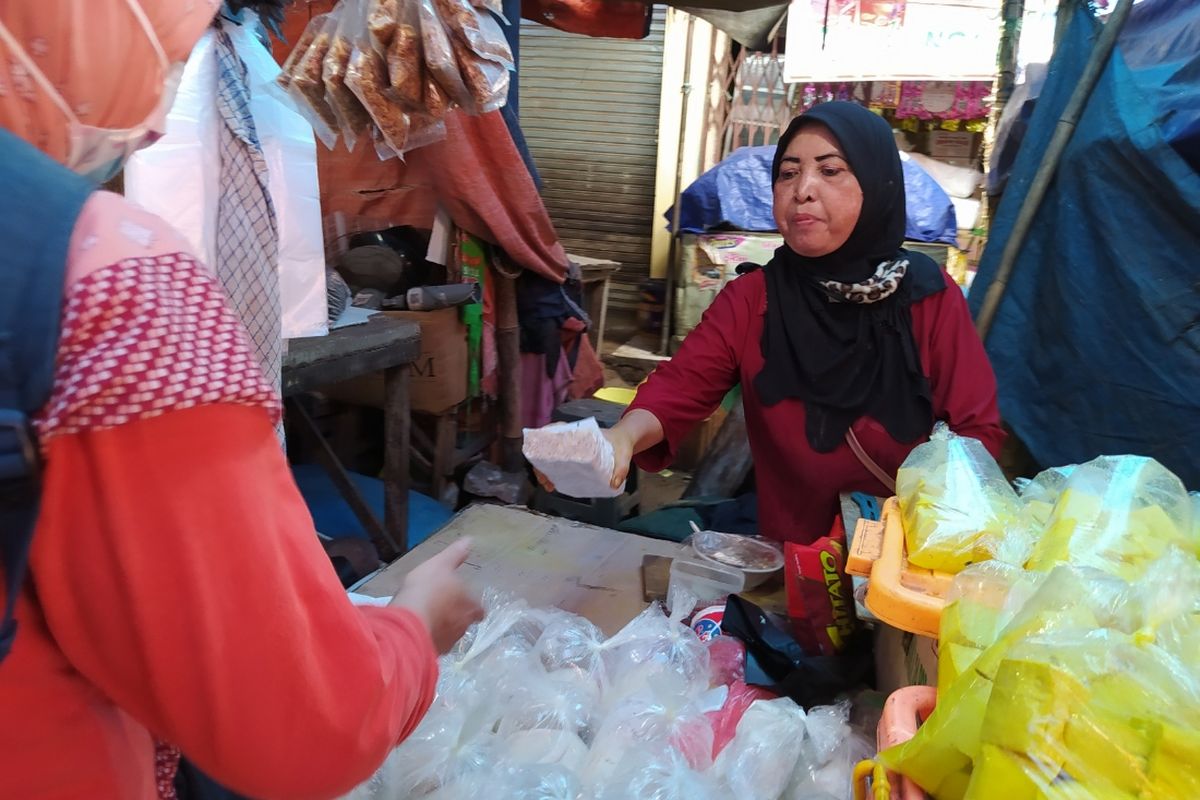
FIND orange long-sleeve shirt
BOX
[0,192,438,798]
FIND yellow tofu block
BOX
[965,745,1042,800]
[942,600,1004,649]
[1088,670,1180,722]
[1046,778,1138,800]
[1144,721,1200,799]
[1062,714,1154,796]
[1027,491,1091,570]
[940,643,984,697]
[981,657,1088,767]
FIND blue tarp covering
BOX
[969,2,1200,488]
[291,464,452,549]
[989,0,1200,193]
[666,144,959,245]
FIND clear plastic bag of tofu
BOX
[710,697,808,800]
[494,659,601,741]
[1026,455,1197,581]
[786,700,874,800]
[603,588,710,700]
[523,417,625,499]
[590,745,720,800]
[895,422,1025,573]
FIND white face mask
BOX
[0,0,184,183]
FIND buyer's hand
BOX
[390,539,483,654]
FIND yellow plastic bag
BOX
[896,423,1024,574]
[882,549,1200,800]
[936,562,1040,697]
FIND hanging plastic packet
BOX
[285,12,340,149]
[471,7,515,68]
[276,13,323,89]
[385,0,426,112]
[470,0,508,23]
[419,0,475,112]
[369,126,401,161]
[366,0,398,53]
[405,113,448,154]
[424,72,450,119]
[451,31,510,113]
[345,20,412,155]
[323,0,374,152]
[431,0,489,58]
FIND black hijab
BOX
[753,102,947,453]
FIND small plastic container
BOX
[668,557,744,607]
[689,529,784,589]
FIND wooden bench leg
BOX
[384,363,411,558]
[288,397,395,560]
[432,410,457,500]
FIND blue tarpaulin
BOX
[666,143,959,245]
[969,1,1200,487]
[989,0,1200,194]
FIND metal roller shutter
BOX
[519,10,667,316]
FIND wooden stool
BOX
[532,398,642,529]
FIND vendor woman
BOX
[603,102,1002,543]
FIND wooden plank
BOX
[359,505,680,635]
[283,316,421,397]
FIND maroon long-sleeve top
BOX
[627,268,1004,544]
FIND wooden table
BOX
[284,315,421,560]
[357,504,787,634]
[359,504,680,634]
[572,255,621,355]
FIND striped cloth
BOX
[213,24,282,441]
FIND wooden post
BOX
[289,397,397,559]
[383,363,411,557]
[495,270,524,472]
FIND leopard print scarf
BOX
[818,257,909,304]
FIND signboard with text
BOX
[783,0,1048,82]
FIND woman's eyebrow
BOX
[815,152,845,162]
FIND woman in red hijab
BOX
[566,103,1004,544]
[0,3,481,798]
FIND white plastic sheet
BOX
[127,20,328,340]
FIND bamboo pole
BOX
[494,267,523,472]
[661,12,697,356]
[974,0,1136,341]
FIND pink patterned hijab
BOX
[0,0,218,164]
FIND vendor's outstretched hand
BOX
[390,539,483,654]
[603,427,635,490]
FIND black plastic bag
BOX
[721,594,873,709]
